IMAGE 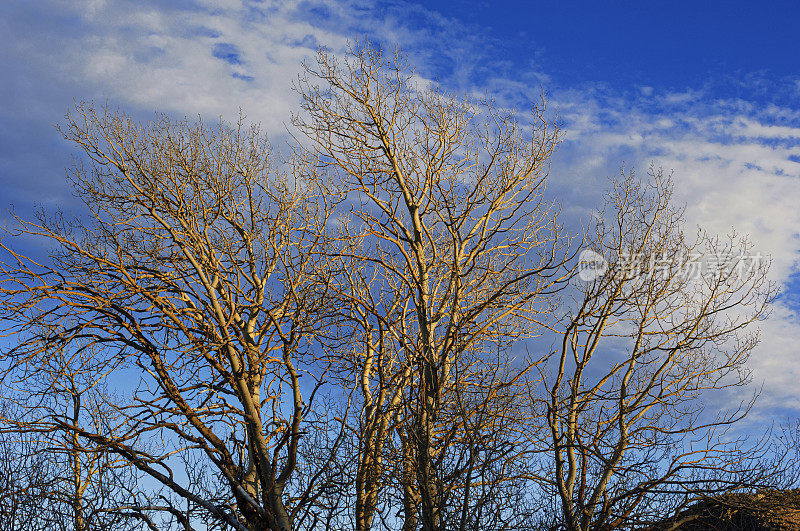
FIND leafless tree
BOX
[0,104,344,531]
[0,42,786,531]
[293,43,573,531]
[1,341,204,531]
[526,168,777,530]
[0,412,53,531]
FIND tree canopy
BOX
[0,43,786,531]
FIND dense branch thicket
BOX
[292,44,571,531]
[0,43,785,531]
[523,169,777,530]
[1,105,344,531]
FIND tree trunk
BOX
[401,430,420,531]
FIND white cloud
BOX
[2,0,799,415]
[546,84,800,415]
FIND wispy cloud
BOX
[543,83,800,413]
[2,0,798,413]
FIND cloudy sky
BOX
[2,0,799,419]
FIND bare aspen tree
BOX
[293,43,572,530]
[0,414,52,531]
[0,104,343,531]
[1,43,785,531]
[527,169,775,530]
[1,344,179,531]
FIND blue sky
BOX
[1,0,799,421]
[426,0,800,91]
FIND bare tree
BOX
[526,168,776,531]
[1,341,186,531]
[0,43,785,531]
[293,43,572,530]
[0,411,53,531]
[0,104,343,531]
